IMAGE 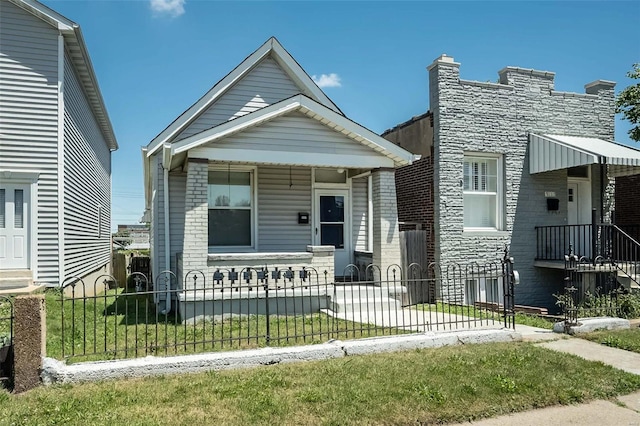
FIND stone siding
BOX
[429,56,616,308]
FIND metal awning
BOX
[530,134,640,177]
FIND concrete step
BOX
[0,269,33,289]
[329,286,404,313]
[616,272,640,290]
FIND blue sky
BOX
[41,0,640,230]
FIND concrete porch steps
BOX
[0,269,35,293]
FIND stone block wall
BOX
[429,55,616,307]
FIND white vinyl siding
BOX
[175,57,300,140]
[168,171,186,271]
[463,154,502,230]
[258,166,312,251]
[211,112,379,157]
[351,177,369,251]
[63,55,112,279]
[0,0,59,282]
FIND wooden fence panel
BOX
[112,252,126,288]
[400,230,431,304]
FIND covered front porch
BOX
[530,134,640,288]
[156,96,418,292]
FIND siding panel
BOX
[168,171,186,271]
[258,166,312,251]
[63,55,112,280]
[0,0,59,283]
[352,177,368,251]
[175,57,300,140]
[215,112,377,156]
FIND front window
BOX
[463,155,502,230]
[208,170,253,247]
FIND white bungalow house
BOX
[142,38,417,312]
[0,0,118,291]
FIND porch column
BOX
[182,158,209,276]
[371,168,401,281]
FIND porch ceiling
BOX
[530,134,640,177]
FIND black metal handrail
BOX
[536,220,640,287]
[601,224,640,286]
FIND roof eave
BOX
[170,94,416,168]
[145,37,343,157]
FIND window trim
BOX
[463,153,504,231]
[207,165,257,252]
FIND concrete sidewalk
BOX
[451,392,640,425]
[452,324,640,425]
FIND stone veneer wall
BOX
[429,56,616,308]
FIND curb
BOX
[41,328,521,384]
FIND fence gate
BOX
[562,247,622,326]
[0,296,14,390]
[502,248,517,329]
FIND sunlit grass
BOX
[577,327,640,353]
[417,302,555,329]
[45,290,405,363]
[2,342,640,425]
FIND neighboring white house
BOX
[142,37,417,308]
[0,0,118,290]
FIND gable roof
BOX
[145,37,342,157]
[8,0,118,150]
[166,94,419,168]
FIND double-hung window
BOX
[208,169,254,248]
[463,154,502,230]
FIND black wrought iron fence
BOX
[0,295,14,390]
[52,259,515,363]
[561,249,625,326]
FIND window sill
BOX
[463,229,509,238]
[208,252,313,262]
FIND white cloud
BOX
[312,73,342,88]
[150,0,186,18]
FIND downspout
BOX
[368,174,373,252]
[161,145,172,314]
[57,32,65,286]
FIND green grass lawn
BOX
[577,327,640,353]
[44,290,406,363]
[419,302,555,329]
[1,342,639,425]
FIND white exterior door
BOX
[315,190,351,275]
[0,183,30,269]
[567,183,579,225]
[568,179,592,257]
